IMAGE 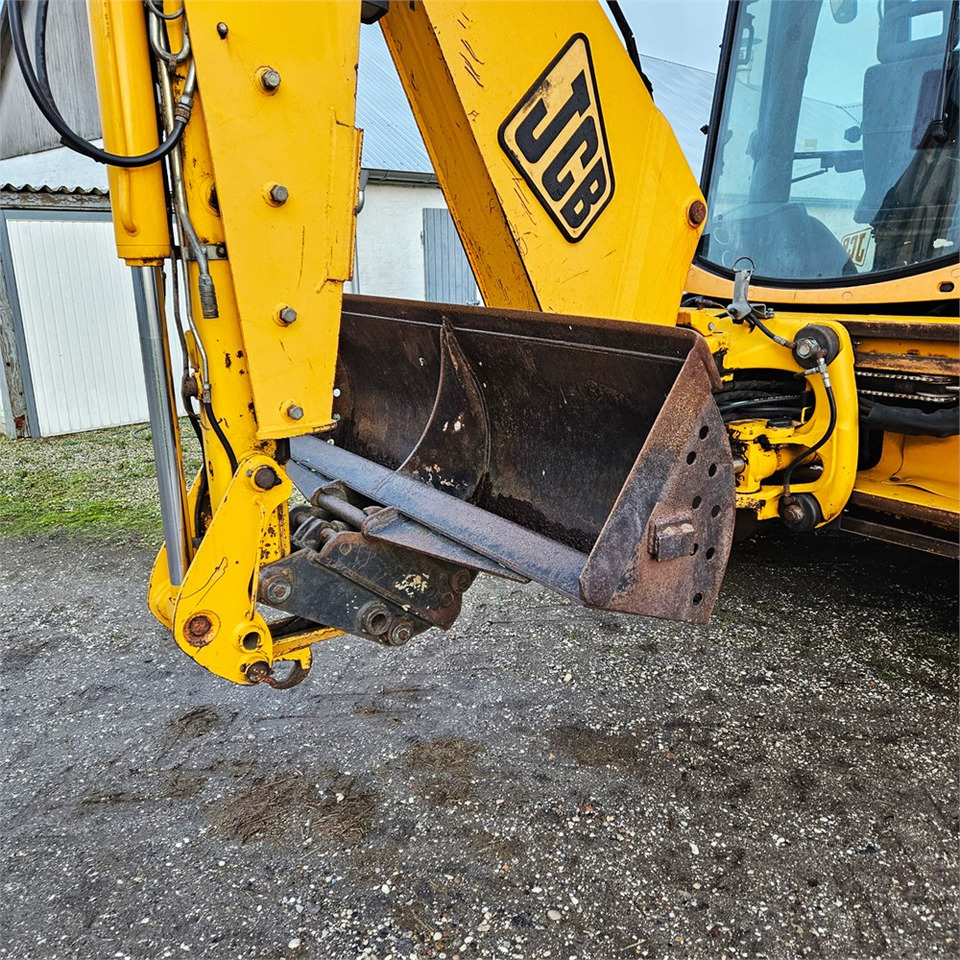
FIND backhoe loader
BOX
[6,0,957,687]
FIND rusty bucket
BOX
[286,295,734,626]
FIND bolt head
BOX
[269,184,289,205]
[244,661,271,683]
[186,614,212,638]
[265,579,292,604]
[216,22,229,38]
[688,200,707,226]
[449,569,472,593]
[386,619,415,646]
[795,337,818,360]
[184,614,215,647]
[780,501,805,527]
[278,306,298,324]
[260,68,282,91]
[253,465,279,490]
[286,404,305,421]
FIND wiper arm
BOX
[920,1,959,146]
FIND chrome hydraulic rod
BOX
[131,265,188,585]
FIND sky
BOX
[619,0,729,72]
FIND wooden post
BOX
[0,242,30,438]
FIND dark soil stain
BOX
[1,636,55,670]
[404,737,484,807]
[163,769,206,800]
[167,705,222,738]
[547,724,647,769]
[80,768,206,805]
[210,771,377,846]
[404,737,483,771]
[469,828,526,862]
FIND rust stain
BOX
[183,613,215,648]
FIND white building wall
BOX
[4,213,186,437]
[354,182,448,300]
[7,217,150,436]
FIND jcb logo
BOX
[499,34,614,243]
[840,227,872,267]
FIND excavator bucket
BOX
[277,295,734,639]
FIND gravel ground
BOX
[0,526,956,960]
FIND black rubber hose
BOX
[782,379,838,497]
[750,313,794,349]
[34,0,60,119]
[718,395,808,412]
[680,295,726,310]
[7,0,186,168]
[202,401,239,475]
[860,399,960,439]
[193,465,210,540]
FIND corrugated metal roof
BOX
[357,29,433,175]
[0,139,109,193]
[642,55,716,177]
[0,35,716,191]
[0,183,108,195]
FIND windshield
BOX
[700,0,959,283]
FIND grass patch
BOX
[0,422,201,541]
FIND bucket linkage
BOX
[259,295,735,644]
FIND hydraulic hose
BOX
[34,0,59,118]
[750,313,794,350]
[782,360,838,498]
[6,0,187,168]
[203,401,239,476]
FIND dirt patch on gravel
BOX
[167,705,226,739]
[211,771,378,846]
[404,737,483,771]
[404,737,485,807]
[547,723,649,768]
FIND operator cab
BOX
[695,0,958,291]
